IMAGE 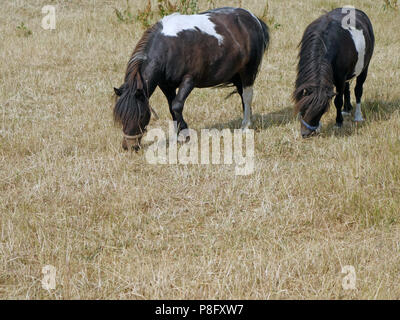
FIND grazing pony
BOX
[113,7,269,150]
[293,8,374,137]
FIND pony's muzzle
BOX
[301,128,315,138]
[122,135,142,152]
[300,122,321,138]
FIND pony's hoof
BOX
[354,116,364,122]
[241,122,252,130]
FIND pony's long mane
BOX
[113,24,159,129]
[293,15,335,117]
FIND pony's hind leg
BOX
[242,87,253,129]
[354,67,369,122]
[342,82,353,116]
[233,74,253,129]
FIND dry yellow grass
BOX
[1,0,400,299]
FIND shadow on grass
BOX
[203,106,296,131]
[322,99,400,138]
[202,99,399,139]
[362,99,400,121]
[142,99,399,148]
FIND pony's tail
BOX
[258,18,270,52]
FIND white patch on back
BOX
[161,13,224,45]
[348,27,366,77]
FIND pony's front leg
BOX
[172,76,194,139]
[159,85,177,121]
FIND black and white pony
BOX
[114,7,269,150]
[293,8,374,137]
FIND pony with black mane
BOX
[113,7,269,150]
[293,8,374,138]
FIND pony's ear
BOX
[114,87,123,96]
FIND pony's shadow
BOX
[137,107,295,151]
[202,99,399,138]
[203,106,295,131]
[323,99,400,138]
[138,99,399,152]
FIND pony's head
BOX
[113,72,151,151]
[113,24,159,151]
[293,24,336,138]
[294,84,336,138]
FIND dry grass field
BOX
[1,0,400,299]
